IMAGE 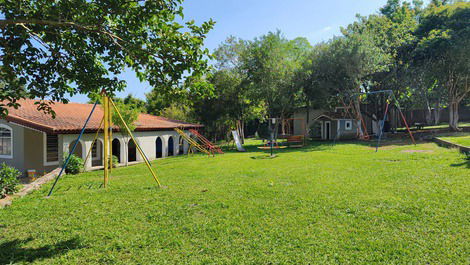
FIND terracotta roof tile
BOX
[3,99,202,134]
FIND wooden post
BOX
[103,96,109,187]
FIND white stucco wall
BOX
[60,129,191,171]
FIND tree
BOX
[243,32,311,119]
[189,36,266,141]
[412,2,470,130]
[0,0,215,116]
[122,94,146,111]
[303,34,390,136]
[145,89,173,116]
[160,103,193,122]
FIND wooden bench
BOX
[286,135,304,147]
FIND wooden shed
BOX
[312,112,358,140]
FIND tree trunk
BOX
[353,98,365,137]
[305,104,310,136]
[448,101,460,131]
[425,99,433,125]
[433,102,442,126]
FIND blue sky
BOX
[69,0,389,103]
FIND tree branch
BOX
[0,19,126,44]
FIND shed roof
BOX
[312,111,355,121]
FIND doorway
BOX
[156,137,163,158]
[325,121,331,140]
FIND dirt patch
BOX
[402,150,434,153]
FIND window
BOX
[0,125,12,158]
[91,141,101,160]
[46,134,59,163]
[92,142,97,158]
[345,120,352,131]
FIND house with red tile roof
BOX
[0,100,202,175]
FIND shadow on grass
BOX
[0,237,83,264]
[450,159,470,169]
[221,138,422,156]
[250,154,279,160]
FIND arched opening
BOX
[128,140,137,162]
[112,138,121,163]
[156,137,163,158]
[178,136,185,155]
[91,140,103,167]
[68,140,83,159]
[168,137,174,156]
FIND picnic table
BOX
[414,123,425,130]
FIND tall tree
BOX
[0,0,215,116]
[243,31,311,119]
[412,2,470,130]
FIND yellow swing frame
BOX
[47,95,162,197]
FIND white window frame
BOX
[43,133,60,166]
[0,124,13,159]
[345,120,353,131]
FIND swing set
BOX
[47,94,161,197]
[345,90,416,152]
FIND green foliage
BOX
[112,100,140,132]
[160,104,194,122]
[412,2,470,130]
[63,154,84,175]
[145,90,174,115]
[243,32,312,118]
[0,140,468,263]
[0,0,215,117]
[112,155,119,168]
[0,162,20,198]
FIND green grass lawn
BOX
[1,140,469,264]
[397,121,470,131]
[437,133,470,147]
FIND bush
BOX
[63,154,84,175]
[112,155,119,168]
[0,163,20,198]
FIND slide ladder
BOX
[189,129,224,154]
[174,128,212,156]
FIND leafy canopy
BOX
[0,0,215,116]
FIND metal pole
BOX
[376,101,390,152]
[83,116,104,167]
[47,101,99,197]
[108,97,113,174]
[270,131,273,157]
[109,98,162,187]
[103,96,109,187]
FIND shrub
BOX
[112,155,119,168]
[63,154,84,175]
[0,163,20,198]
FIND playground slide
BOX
[232,130,245,152]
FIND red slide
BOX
[189,129,224,154]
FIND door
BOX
[325,121,331,140]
